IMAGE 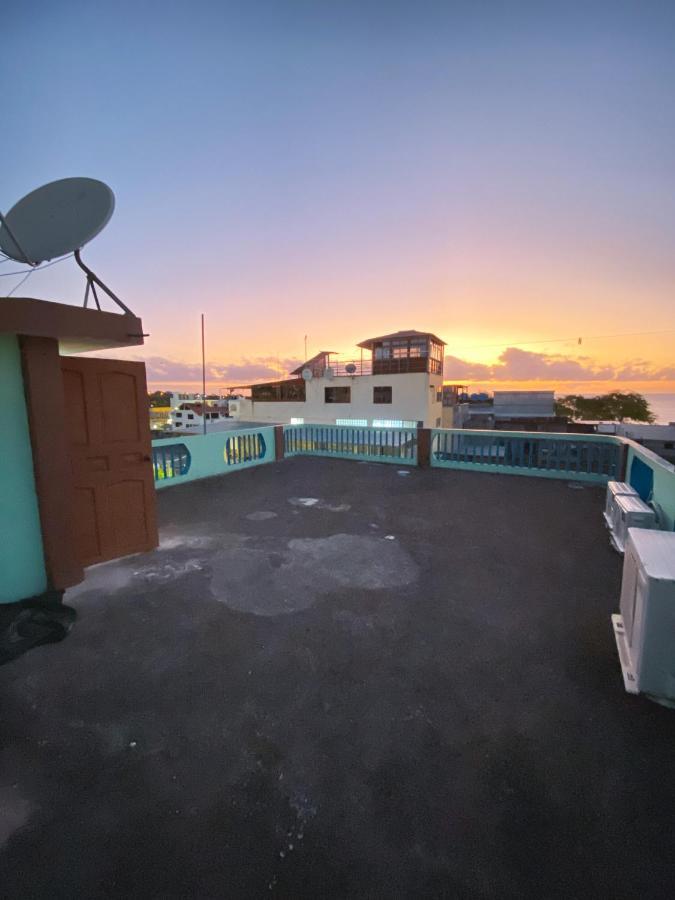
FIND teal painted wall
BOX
[0,334,47,603]
[152,427,276,488]
[626,443,675,531]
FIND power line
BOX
[0,254,73,277]
[6,268,35,297]
[460,328,675,352]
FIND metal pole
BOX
[201,313,207,435]
[0,211,35,265]
[304,334,307,361]
[73,250,135,315]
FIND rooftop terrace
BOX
[2,456,675,897]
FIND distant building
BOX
[228,330,446,428]
[441,384,470,428]
[165,398,231,434]
[595,422,675,465]
[463,390,567,431]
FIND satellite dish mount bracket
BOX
[74,249,134,316]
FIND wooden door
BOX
[61,356,158,567]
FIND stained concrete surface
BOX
[2,458,675,898]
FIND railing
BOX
[152,426,275,488]
[430,429,621,484]
[149,424,675,533]
[284,423,417,465]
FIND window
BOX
[175,412,182,418]
[290,417,305,424]
[372,419,417,429]
[336,418,368,426]
[436,417,441,427]
[152,443,191,480]
[373,386,392,404]
[252,379,306,402]
[187,413,194,420]
[325,386,350,403]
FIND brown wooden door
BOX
[61,356,158,567]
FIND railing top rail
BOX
[431,426,624,443]
[283,422,417,432]
[152,426,273,447]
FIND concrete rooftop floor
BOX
[2,458,675,898]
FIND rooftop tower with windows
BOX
[228,329,446,428]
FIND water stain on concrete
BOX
[209,533,418,616]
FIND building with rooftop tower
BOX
[228,329,446,428]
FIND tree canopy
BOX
[148,390,172,408]
[555,392,655,423]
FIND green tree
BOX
[148,390,172,407]
[555,392,655,423]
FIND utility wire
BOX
[0,254,73,276]
[6,268,35,297]
[460,328,675,352]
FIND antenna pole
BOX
[0,211,35,265]
[304,334,307,361]
[201,313,207,435]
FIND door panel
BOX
[109,479,149,553]
[62,368,90,445]
[61,356,158,567]
[100,371,140,443]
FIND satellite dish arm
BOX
[0,210,35,265]
[74,249,135,315]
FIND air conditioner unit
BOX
[612,529,675,704]
[610,494,657,553]
[603,480,638,528]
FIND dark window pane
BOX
[374,386,392,404]
[325,386,351,403]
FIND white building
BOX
[166,399,231,434]
[228,330,446,428]
[597,422,675,464]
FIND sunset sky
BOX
[3,1,675,392]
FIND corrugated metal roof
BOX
[357,330,446,349]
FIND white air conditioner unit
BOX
[610,494,657,553]
[604,480,638,528]
[612,529,675,704]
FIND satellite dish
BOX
[302,368,313,381]
[0,177,134,315]
[0,177,115,264]
[345,363,357,374]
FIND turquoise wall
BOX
[626,442,675,531]
[152,426,276,488]
[0,334,47,603]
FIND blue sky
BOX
[3,1,675,388]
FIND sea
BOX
[642,394,675,424]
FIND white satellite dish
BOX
[0,177,114,264]
[302,368,313,381]
[0,177,134,314]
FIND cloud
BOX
[143,355,303,384]
[444,347,674,382]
